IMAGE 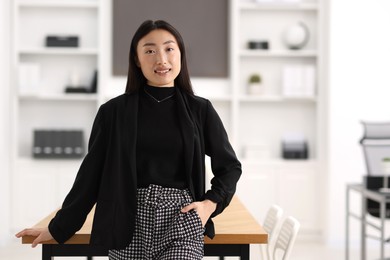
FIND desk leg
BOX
[42,245,53,260]
[361,193,367,260]
[241,244,249,260]
[204,244,249,260]
[219,245,249,260]
[381,200,385,260]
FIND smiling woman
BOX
[16,20,242,260]
[112,0,228,78]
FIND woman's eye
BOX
[145,50,155,54]
[167,47,174,52]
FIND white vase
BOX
[248,83,263,95]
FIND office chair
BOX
[272,216,300,260]
[360,121,390,218]
[261,205,284,260]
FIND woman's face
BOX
[136,29,181,87]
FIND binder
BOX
[32,130,85,159]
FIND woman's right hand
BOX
[15,227,54,248]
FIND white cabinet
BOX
[11,159,80,228]
[277,162,319,233]
[236,160,320,236]
[11,0,101,229]
[236,162,278,221]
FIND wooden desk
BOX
[21,196,267,259]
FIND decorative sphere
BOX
[284,22,310,50]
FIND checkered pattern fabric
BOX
[108,184,204,260]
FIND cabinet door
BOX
[12,164,57,228]
[277,163,319,231]
[236,162,277,222]
[11,160,81,229]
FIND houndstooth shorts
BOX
[108,184,204,260]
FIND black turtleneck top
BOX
[136,85,186,189]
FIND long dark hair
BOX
[125,20,193,95]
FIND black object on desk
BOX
[364,175,390,218]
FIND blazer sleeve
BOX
[48,105,107,243]
[203,100,242,217]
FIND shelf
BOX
[17,0,99,8]
[239,95,317,102]
[19,93,98,101]
[206,95,233,102]
[19,47,98,56]
[16,157,84,170]
[240,2,319,11]
[240,49,317,58]
[241,158,318,166]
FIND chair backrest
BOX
[273,216,300,260]
[263,205,283,259]
[263,204,284,240]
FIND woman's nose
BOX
[156,51,167,64]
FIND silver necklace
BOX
[144,88,175,103]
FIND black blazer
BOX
[48,88,242,250]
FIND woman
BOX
[16,20,241,259]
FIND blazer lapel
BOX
[176,88,195,195]
[123,93,139,193]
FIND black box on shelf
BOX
[46,35,79,47]
[282,141,308,159]
[64,87,90,93]
[64,70,98,94]
[281,133,309,159]
[33,130,85,159]
[248,40,269,50]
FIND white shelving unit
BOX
[230,0,327,240]
[11,0,102,229]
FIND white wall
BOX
[0,0,11,246]
[328,0,390,246]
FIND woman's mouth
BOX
[154,68,171,75]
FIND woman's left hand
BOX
[181,199,217,227]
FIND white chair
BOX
[272,216,300,260]
[260,205,284,260]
